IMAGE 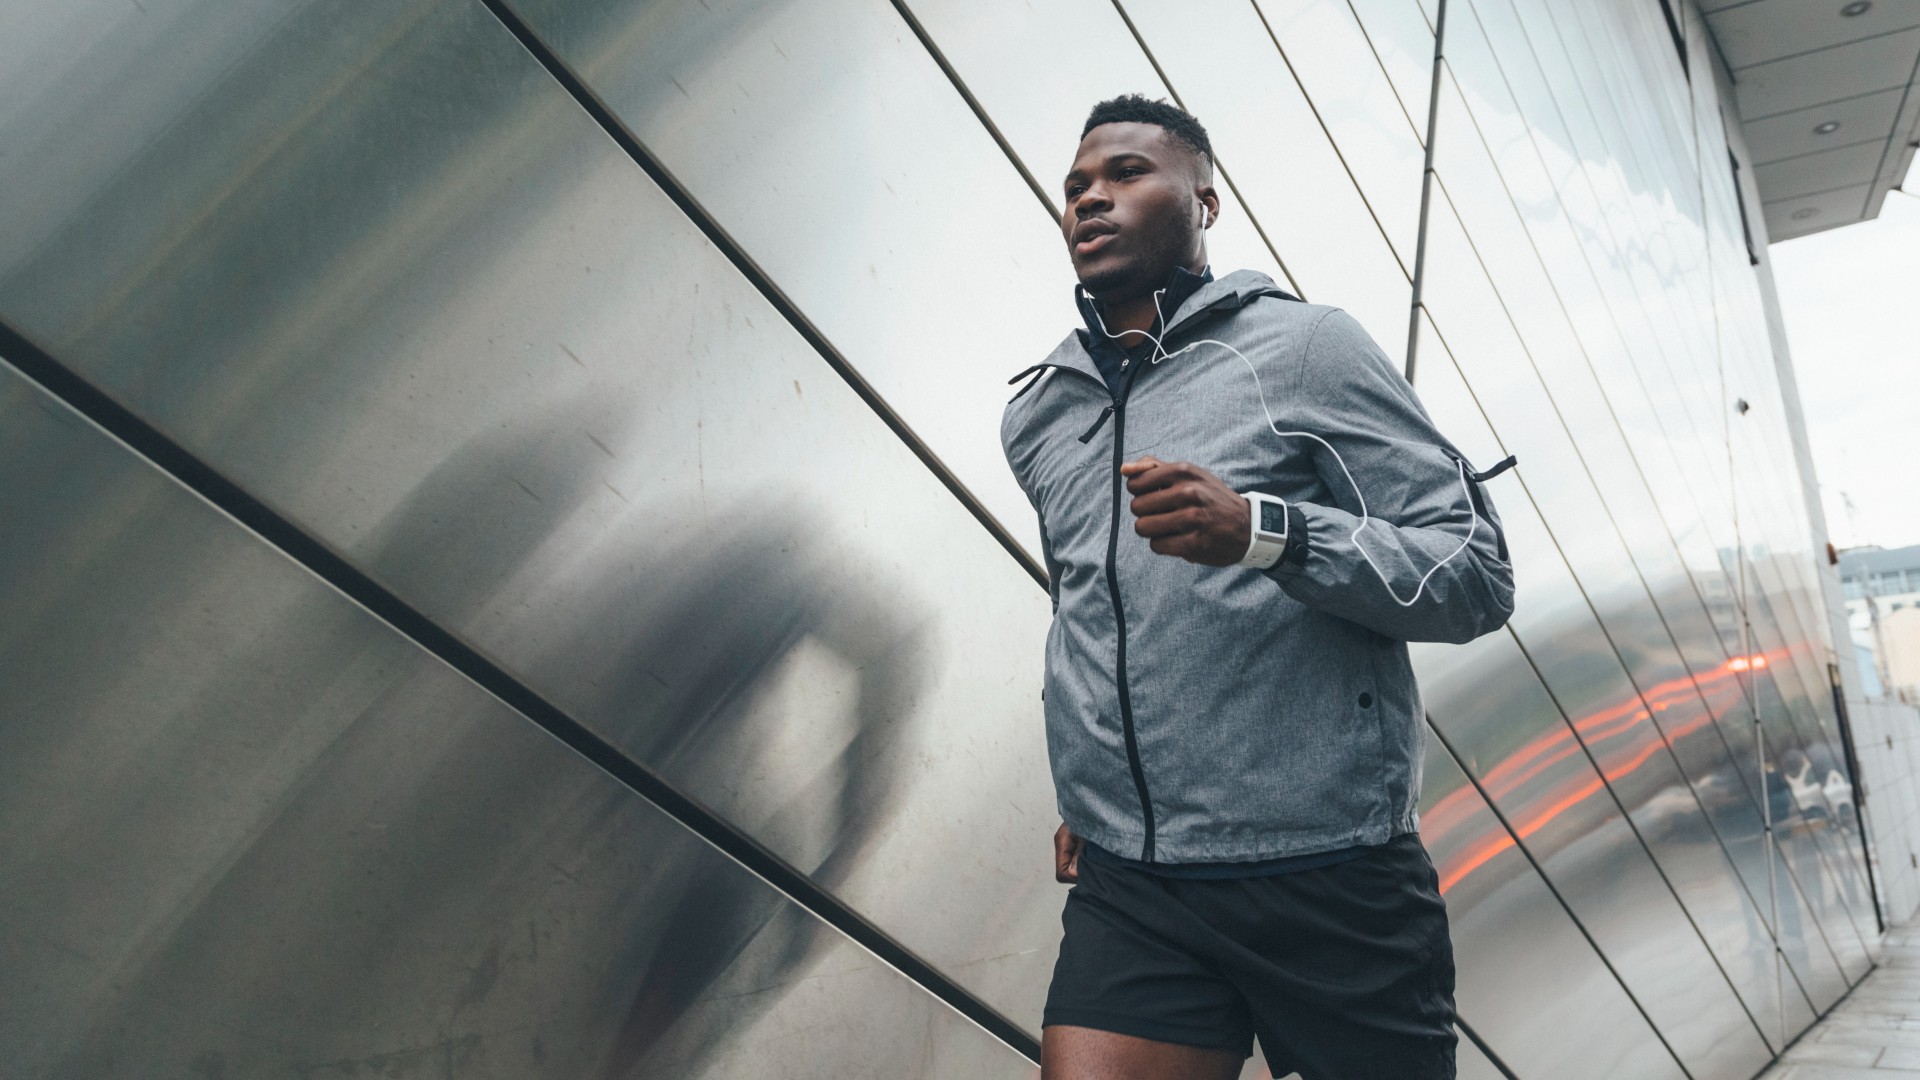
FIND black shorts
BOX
[1043,832,1457,1079]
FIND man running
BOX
[1002,94,1516,1080]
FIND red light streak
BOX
[1428,643,1797,894]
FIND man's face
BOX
[1062,122,1211,300]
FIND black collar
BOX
[1074,264,1214,356]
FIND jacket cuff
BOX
[1283,502,1309,566]
[1264,501,1311,578]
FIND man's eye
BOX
[1118,167,1144,178]
[1066,185,1086,198]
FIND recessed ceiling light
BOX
[1791,207,1820,220]
[1841,1,1871,15]
[1815,120,1842,134]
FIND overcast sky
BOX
[1769,157,1920,554]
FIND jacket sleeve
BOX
[1262,308,1515,643]
[1036,510,1063,613]
[1004,396,1065,613]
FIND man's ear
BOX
[1197,182,1220,229]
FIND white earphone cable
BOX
[1087,290,1479,608]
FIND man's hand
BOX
[1054,823,1085,884]
[1121,456,1251,566]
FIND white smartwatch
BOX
[1239,492,1290,570]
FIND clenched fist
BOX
[1121,456,1251,566]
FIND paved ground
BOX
[1761,926,1920,1078]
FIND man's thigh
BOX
[1042,1025,1242,1080]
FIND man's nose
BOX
[1076,183,1112,216]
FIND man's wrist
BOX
[1238,492,1289,569]
[1238,493,1311,571]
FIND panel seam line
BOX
[474,0,1047,591]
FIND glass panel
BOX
[0,363,1032,1080]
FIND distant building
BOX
[1841,544,1920,701]
[1841,544,1920,606]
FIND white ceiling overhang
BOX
[1704,0,1920,240]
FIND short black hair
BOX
[1081,94,1213,169]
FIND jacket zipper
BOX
[1106,361,1156,862]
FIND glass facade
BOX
[0,0,1887,1076]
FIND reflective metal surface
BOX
[1414,0,1876,1044]
[501,0,1070,554]
[902,0,1288,289]
[1421,726,1687,1080]
[1115,0,1413,358]
[1412,5,1842,1042]
[1421,164,1790,1064]
[0,362,1033,1080]
[0,0,1064,1032]
[0,0,1880,1070]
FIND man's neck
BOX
[1089,259,1207,345]
[1098,293,1163,346]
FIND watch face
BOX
[1260,499,1287,535]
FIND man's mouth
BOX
[1073,220,1117,255]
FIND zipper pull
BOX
[1077,405,1115,444]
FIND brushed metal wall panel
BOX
[1233,0,1429,264]
[498,0,1079,557]
[1439,0,1876,1011]
[1115,0,1413,358]
[1406,303,1823,1050]
[1,0,1857,1062]
[1405,339,1805,1066]
[1492,0,1711,366]
[1454,1029,1508,1080]
[1421,729,1688,1080]
[1343,0,1440,139]
[1744,615,1880,974]
[0,362,1033,1080]
[1419,626,1783,1073]
[1745,648,1875,979]
[1484,494,1817,1041]
[1413,25,1842,1049]
[899,0,1289,290]
[1494,0,1744,566]
[1462,0,1740,628]
[1426,629,1785,1055]
[0,0,1067,1030]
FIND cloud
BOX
[1770,157,1920,551]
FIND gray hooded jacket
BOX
[1002,269,1515,864]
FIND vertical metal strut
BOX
[1404,0,1448,385]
